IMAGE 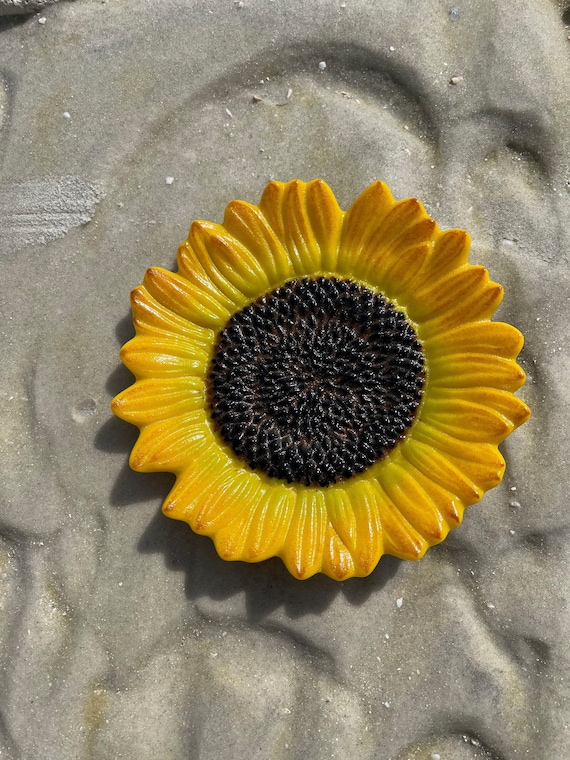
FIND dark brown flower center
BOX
[208,277,425,487]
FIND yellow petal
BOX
[162,446,227,520]
[398,460,464,528]
[409,265,493,320]
[420,396,516,443]
[143,267,231,329]
[240,486,296,562]
[370,243,431,300]
[401,438,483,503]
[369,479,428,560]
[320,524,356,580]
[430,386,530,428]
[257,180,310,276]
[326,482,385,575]
[412,423,506,492]
[420,286,505,339]
[213,482,266,560]
[341,195,430,279]
[359,217,436,284]
[112,377,205,424]
[130,410,211,472]
[177,239,243,310]
[192,466,262,534]
[424,321,524,359]
[325,488,358,556]
[120,335,209,379]
[280,180,322,274]
[222,199,294,284]
[187,221,270,300]
[130,285,213,346]
[303,179,344,272]
[336,181,396,274]
[258,181,288,242]
[411,228,470,289]
[428,353,526,391]
[446,447,505,493]
[258,180,341,277]
[282,490,327,579]
[378,460,448,542]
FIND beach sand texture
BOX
[0,1,569,758]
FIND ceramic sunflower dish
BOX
[112,179,530,580]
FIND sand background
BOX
[1,1,569,758]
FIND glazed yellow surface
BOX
[112,180,530,580]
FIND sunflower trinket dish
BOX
[112,180,530,580]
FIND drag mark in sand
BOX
[0,175,103,250]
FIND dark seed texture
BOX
[208,277,425,487]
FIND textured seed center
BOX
[208,277,425,487]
